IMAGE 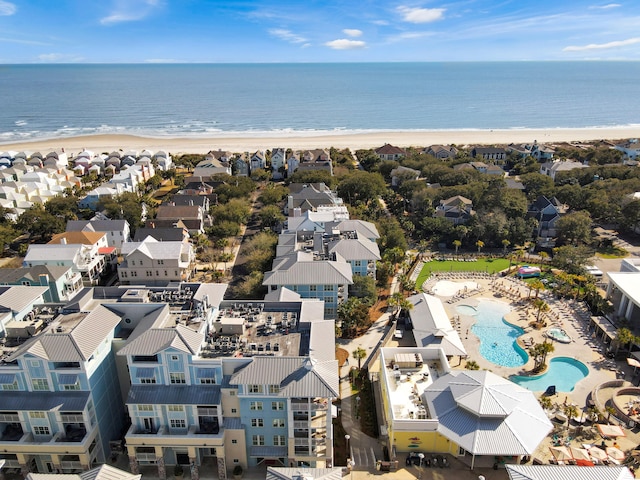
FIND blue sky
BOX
[1,0,640,63]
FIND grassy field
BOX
[414,258,512,289]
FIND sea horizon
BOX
[2,62,639,143]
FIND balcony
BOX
[194,418,219,435]
[0,424,24,442]
[56,424,87,443]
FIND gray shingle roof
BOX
[126,385,221,405]
[230,357,339,398]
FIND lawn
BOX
[414,258,511,289]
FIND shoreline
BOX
[1,126,638,155]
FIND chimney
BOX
[39,274,49,286]
[293,208,301,217]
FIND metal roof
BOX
[118,324,204,356]
[409,293,467,357]
[506,465,634,480]
[121,238,191,260]
[263,253,353,286]
[0,285,48,314]
[223,417,242,429]
[423,370,553,456]
[327,237,381,261]
[333,220,380,239]
[230,356,339,398]
[249,446,287,457]
[608,272,640,306]
[9,305,121,362]
[266,468,343,480]
[126,385,221,405]
[24,244,82,262]
[0,390,89,411]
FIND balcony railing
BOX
[0,414,20,422]
[60,461,82,470]
[60,415,85,423]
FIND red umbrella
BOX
[576,459,595,466]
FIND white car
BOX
[394,329,403,339]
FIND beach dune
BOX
[0,127,637,155]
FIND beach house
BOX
[434,196,475,225]
[375,144,407,161]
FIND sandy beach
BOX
[1,127,638,155]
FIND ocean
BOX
[1,62,639,143]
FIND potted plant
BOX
[174,464,184,480]
[232,465,243,480]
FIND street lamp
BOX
[345,434,351,461]
[355,396,360,419]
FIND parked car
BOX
[394,329,403,339]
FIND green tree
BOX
[528,279,545,299]
[349,275,378,306]
[258,205,285,229]
[259,184,288,205]
[613,327,638,357]
[529,341,554,372]
[501,239,511,256]
[16,205,65,241]
[465,360,480,370]
[211,198,251,225]
[352,346,367,370]
[556,210,593,246]
[44,195,79,222]
[336,171,386,205]
[475,239,484,254]
[99,192,145,232]
[621,199,640,234]
[552,245,593,274]
[339,298,370,338]
[533,298,550,323]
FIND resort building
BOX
[118,238,196,286]
[471,147,507,163]
[0,265,82,303]
[23,244,107,286]
[606,270,640,329]
[0,285,49,337]
[0,302,126,474]
[378,347,552,469]
[286,183,343,215]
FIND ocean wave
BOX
[2,123,640,145]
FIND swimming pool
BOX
[511,357,589,392]
[457,300,528,367]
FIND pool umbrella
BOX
[588,446,608,462]
[606,446,626,462]
[576,459,595,466]
[549,445,573,462]
[597,424,626,437]
[570,447,591,461]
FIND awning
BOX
[135,368,156,378]
[0,373,16,384]
[196,368,216,379]
[597,424,626,437]
[627,357,640,368]
[98,247,117,254]
[58,374,78,385]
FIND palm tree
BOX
[605,405,617,424]
[538,251,549,265]
[476,240,484,255]
[452,239,462,257]
[528,279,545,299]
[613,327,637,357]
[417,240,430,260]
[532,298,549,323]
[465,360,480,370]
[563,404,579,431]
[538,395,553,411]
[501,239,511,257]
[529,341,554,371]
[352,347,367,370]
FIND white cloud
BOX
[563,37,640,51]
[589,3,621,9]
[397,6,445,24]
[325,39,366,50]
[343,29,363,38]
[386,31,435,42]
[372,20,389,26]
[37,53,84,63]
[100,0,160,25]
[0,37,50,46]
[0,1,16,16]
[268,28,308,44]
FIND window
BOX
[131,260,135,266]
[354,260,362,267]
[156,271,159,276]
[158,259,164,265]
[175,270,179,276]
[324,285,334,291]
[271,401,284,411]
[200,378,216,384]
[252,435,265,446]
[170,373,186,384]
[309,285,317,292]
[165,270,168,276]
[32,378,49,391]
[170,355,179,361]
[269,385,280,394]
[63,382,80,391]
[137,405,154,411]
[140,377,156,384]
[168,405,184,412]
[273,435,286,446]
[250,402,263,411]
[34,426,50,436]
[31,360,39,367]
[29,411,45,418]
[291,285,298,292]
[22,281,31,286]
[121,271,128,278]
[146,271,152,277]
[132,271,138,277]
[231,408,237,413]
[248,384,263,394]
[229,391,236,396]
[251,418,264,427]
[273,418,285,428]
[232,440,238,444]
[170,419,186,429]
[1,380,18,391]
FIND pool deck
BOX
[423,273,640,469]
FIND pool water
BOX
[458,300,528,367]
[511,357,589,392]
